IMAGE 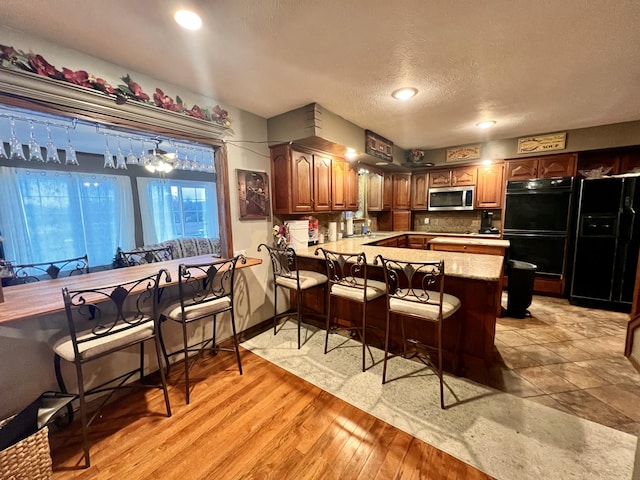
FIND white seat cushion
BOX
[161,296,232,322]
[275,270,327,290]
[49,320,155,362]
[331,278,386,301]
[389,289,461,321]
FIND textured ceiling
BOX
[1,0,640,151]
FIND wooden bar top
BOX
[0,255,262,325]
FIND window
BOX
[137,177,219,244]
[0,167,135,267]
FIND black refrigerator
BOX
[570,174,640,311]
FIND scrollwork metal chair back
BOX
[377,258,445,311]
[257,243,299,283]
[9,254,89,285]
[120,246,173,266]
[316,249,367,292]
[55,268,172,466]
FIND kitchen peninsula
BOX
[291,233,506,369]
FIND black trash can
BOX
[506,260,537,318]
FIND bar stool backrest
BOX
[9,255,89,285]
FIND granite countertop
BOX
[294,233,504,282]
[428,236,510,247]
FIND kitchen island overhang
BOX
[290,234,505,370]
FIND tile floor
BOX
[467,294,640,436]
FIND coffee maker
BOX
[479,210,499,234]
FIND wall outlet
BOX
[423,218,430,225]
[235,249,247,257]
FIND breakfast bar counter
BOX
[292,233,504,369]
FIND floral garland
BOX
[0,44,231,127]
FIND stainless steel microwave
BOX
[428,185,475,211]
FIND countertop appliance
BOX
[428,185,474,211]
[503,177,574,279]
[570,174,640,311]
[479,210,499,234]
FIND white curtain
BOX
[0,167,135,267]
[137,177,177,244]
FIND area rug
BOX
[242,320,638,480]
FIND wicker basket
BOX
[0,417,52,480]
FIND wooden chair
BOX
[159,255,246,404]
[49,269,172,467]
[314,247,386,371]
[374,256,462,409]
[119,246,173,266]
[257,243,328,349]
[8,255,89,285]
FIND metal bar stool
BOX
[257,243,327,349]
[374,255,462,409]
[315,247,386,371]
[159,255,246,404]
[49,269,172,467]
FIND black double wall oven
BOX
[503,177,574,280]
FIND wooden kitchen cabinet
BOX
[577,147,640,176]
[345,162,359,211]
[331,159,347,211]
[313,153,332,212]
[505,158,538,181]
[410,172,429,210]
[269,144,332,214]
[392,173,411,209]
[476,163,504,209]
[539,153,576,178]
[428,166,476,187]
[383,173,393,210]
[452,166,477,186]
[368,171,383,211]
[429,242,506,256]
[406,234,435,249]
[506,153,577,181]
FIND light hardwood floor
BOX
[49,347,494,480]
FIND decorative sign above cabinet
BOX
[365,129,393,162]
[446,145,481,163]
[517,132,567,154]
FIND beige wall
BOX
[0,28,278,418]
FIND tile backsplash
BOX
[413,210,502,234]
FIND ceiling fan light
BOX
[174,9,202,30]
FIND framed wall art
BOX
[237,169,270,220]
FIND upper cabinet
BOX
[506,153,577,181]
[368,171,393,211]
[331,159,347,211]
[410,172,429,210]
[577,147,640,177]
[368,171,383,211]
[313,153,332,212]
[345,162,359,211]
[383,173,393,210]
[270,144,333,214]
[392,173,411,210]
[428,166,476,187]
[476,163,504,209]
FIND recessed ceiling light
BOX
[476,120,496,129]
[375,161,389,166]
[391,87,418,100]
[174,9,202,30]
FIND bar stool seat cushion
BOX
[389,290,461,321]
[275,270,327,290]
[49,320,154,362]
[331,279,386,301]
[161,297,231,322]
